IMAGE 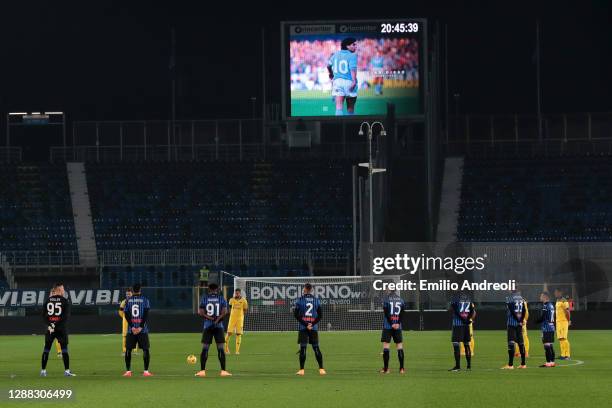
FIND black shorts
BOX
[297,330,319,345]
[126,333,150,350]
[381,329,403,344]
[201,327,225,345]
[45,329,68,348]
[541,331,555,344]
[451,325,471,343]
[507,326,524,344]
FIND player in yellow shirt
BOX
[224,289,248,354]
[119,288,139,356]
[555,289,571,359]
[515,300,530,357]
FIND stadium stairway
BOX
[67,162,97,266]
[436,157,464,241]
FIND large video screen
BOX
[282,20,425,119]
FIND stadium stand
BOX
[86,161,353,252]
[0,165,76,251]
[457,156,612,241]
[100,263,310,288]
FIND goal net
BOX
[233,275,415,331]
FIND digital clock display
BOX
[380,23,419,33]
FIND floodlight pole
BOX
[359,121,386,245]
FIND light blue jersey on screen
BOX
[371,56,384,70]
[328,50,357,81]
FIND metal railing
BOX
[0,251,80,266]
[446,112,612,157]
[1,248,349,268]
[98,248,349,267]
[0,147,22,163]
[50,142,368,163]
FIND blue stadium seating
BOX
[457,156,612,241]
[86,161,352,251]
[0,165,76,251]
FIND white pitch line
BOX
[557,359,584,367]
[481,359,584,371]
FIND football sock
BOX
[217,347,226,371]
[143,349,150,371]
[235,335,242,353]
[452,343,460,368]
[224,334,230,347]
[200,346,209,371]
[42,349,50,370]
[519,344,526,366]
[335,109,343,116]
[564,340,570,357]
[382,349,390,370]
[125,350,132,371]
[463,343,471,368]
[397,349,405,370]
[299,345,307,369]
[313,345,324,369]
[507,342,515,366]
[544,345,552,363]
[61,348,70,370]
[550,345,555,362]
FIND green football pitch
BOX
[1,330,611,408]
[291,88,420,117]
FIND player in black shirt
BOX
[41,283,75,377]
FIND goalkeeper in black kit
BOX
[41,283,75,377]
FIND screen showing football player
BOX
[380,290,406,374]
[502,290,527,369]
[196,283,231,377]
[537,291,557,367]
[41,283,74,377]
[449,292,476,371]
[327,37,358,116]
[225,288,248,355]
[123,283,152,377]
[293,283,326,376]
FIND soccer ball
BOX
[186,354,197,365]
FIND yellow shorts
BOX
[227,317,244,334]
[556,322,569,339]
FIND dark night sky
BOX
[0,1,610,122]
